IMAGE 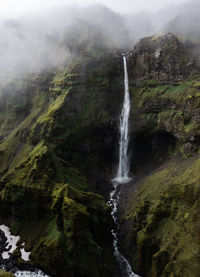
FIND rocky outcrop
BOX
[130,33,196,82]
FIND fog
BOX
[0,0,199,81]
[0,0,188,17]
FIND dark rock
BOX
[184,142,194,153]
[129,33,196,82]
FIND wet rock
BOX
[184,142,194,153]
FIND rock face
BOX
[119,34,200,277]
[127,34,200,144]
[130,33,195,82]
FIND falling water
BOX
[114,55,131,184]
[109,56,140,277]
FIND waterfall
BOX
[114,55,131,184]
[108,55,140,277]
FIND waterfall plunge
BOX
[114,55,132,184]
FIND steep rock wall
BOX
[120,34,200,277]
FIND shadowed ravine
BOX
[109,56,140,277]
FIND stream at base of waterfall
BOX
[108,56,140,277]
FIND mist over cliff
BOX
[1,1,200,277]
[0,0,200,81]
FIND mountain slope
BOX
[0,34,124,276]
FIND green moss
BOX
[0,46,122,277]
[122,154,200,277]
[162,84,189,97]
[0,270,14,277]
[50,69,78,94]
[131,78,200,141]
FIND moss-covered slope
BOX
[0,45,124,276]
[121,154,200,277]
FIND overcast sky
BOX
[0,0,190,17]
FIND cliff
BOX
[119,34,200,277]
[0,30,200,277]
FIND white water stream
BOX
[0,225,30,261]
[109,56,140,277]
[0,224,50,277]
[15,270,49,276]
